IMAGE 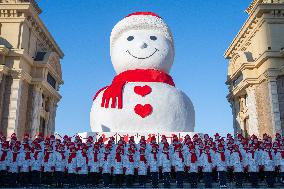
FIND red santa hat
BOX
[105,144,112,150]
[24,133,29,139]
[87,136,94,141]
[204,146,211,150]
[214,133,220,137]
[49,135,55,139]
[35,143,41,150]
[151,136,156,141]
[2,141,9,148]
[110,12,173,53]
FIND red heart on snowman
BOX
[134,104,153,118]
[134,85,152,97]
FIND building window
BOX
[233,74,243,87]
[47,72,56,89]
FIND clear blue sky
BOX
[37,0,252,136]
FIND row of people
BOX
[0,132,284,188]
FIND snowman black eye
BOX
[127,36,134,41]
[150,36,157,41]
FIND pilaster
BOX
[47,99,57,135]
[230,99,239,136]
[267,77,282,136]
[246,85,260,137]
[30,85,42,138]
[6,76,23,137]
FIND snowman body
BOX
[91,82,194,132]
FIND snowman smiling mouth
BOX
[126,48,159,59]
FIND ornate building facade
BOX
[0,0,63,139]
[225,0,284,138]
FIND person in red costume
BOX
[0,142,9,186]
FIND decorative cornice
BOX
[246,0,263,15]
[225,2,284,59]
[0,1,64,59]
[10,69,32,82]
[0,0,41,14]
[246,0,284,15]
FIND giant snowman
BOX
[91,12,195,132]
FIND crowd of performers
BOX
[0,132,284,188]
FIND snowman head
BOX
[110,12,174,74]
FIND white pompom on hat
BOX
[110,12,174,53]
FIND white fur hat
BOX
[110,12,173,52]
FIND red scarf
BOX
[93,152,98,162]
[129,154,134,163]
[44,151,51,162]
[13,152,19,162]
[104,152,109,161]
[191,153,197,163]
[219,151,225,162]
[206,152,212,163]
[163,152,170,160]
[68,152,76,164]
[152,152,157,161]
[267,150,273,160]
[140,154,147,164]
[250,150,255,159]
[281,151,284,159]
[236,151,243,161]
[115,153,121,162]
[34,151,40,160]
[25,151,31,160]
[199,149,203,155]
[0,150,7,161]
[97,69,175,109]
[61,152,65,160]
[178,151,184,162]
[82,152,88,164]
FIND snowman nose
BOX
[140,42,148,49]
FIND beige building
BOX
[225,0,284,138]
[0,0,63,139]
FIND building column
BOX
[46,98,57,136]
[267,78,282,136]
[246,86,260,137]
[233,98,243,134]
[230,99,238,136]
[6,76,23,137]
[0,73,6,132]
[30,85,43,138]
